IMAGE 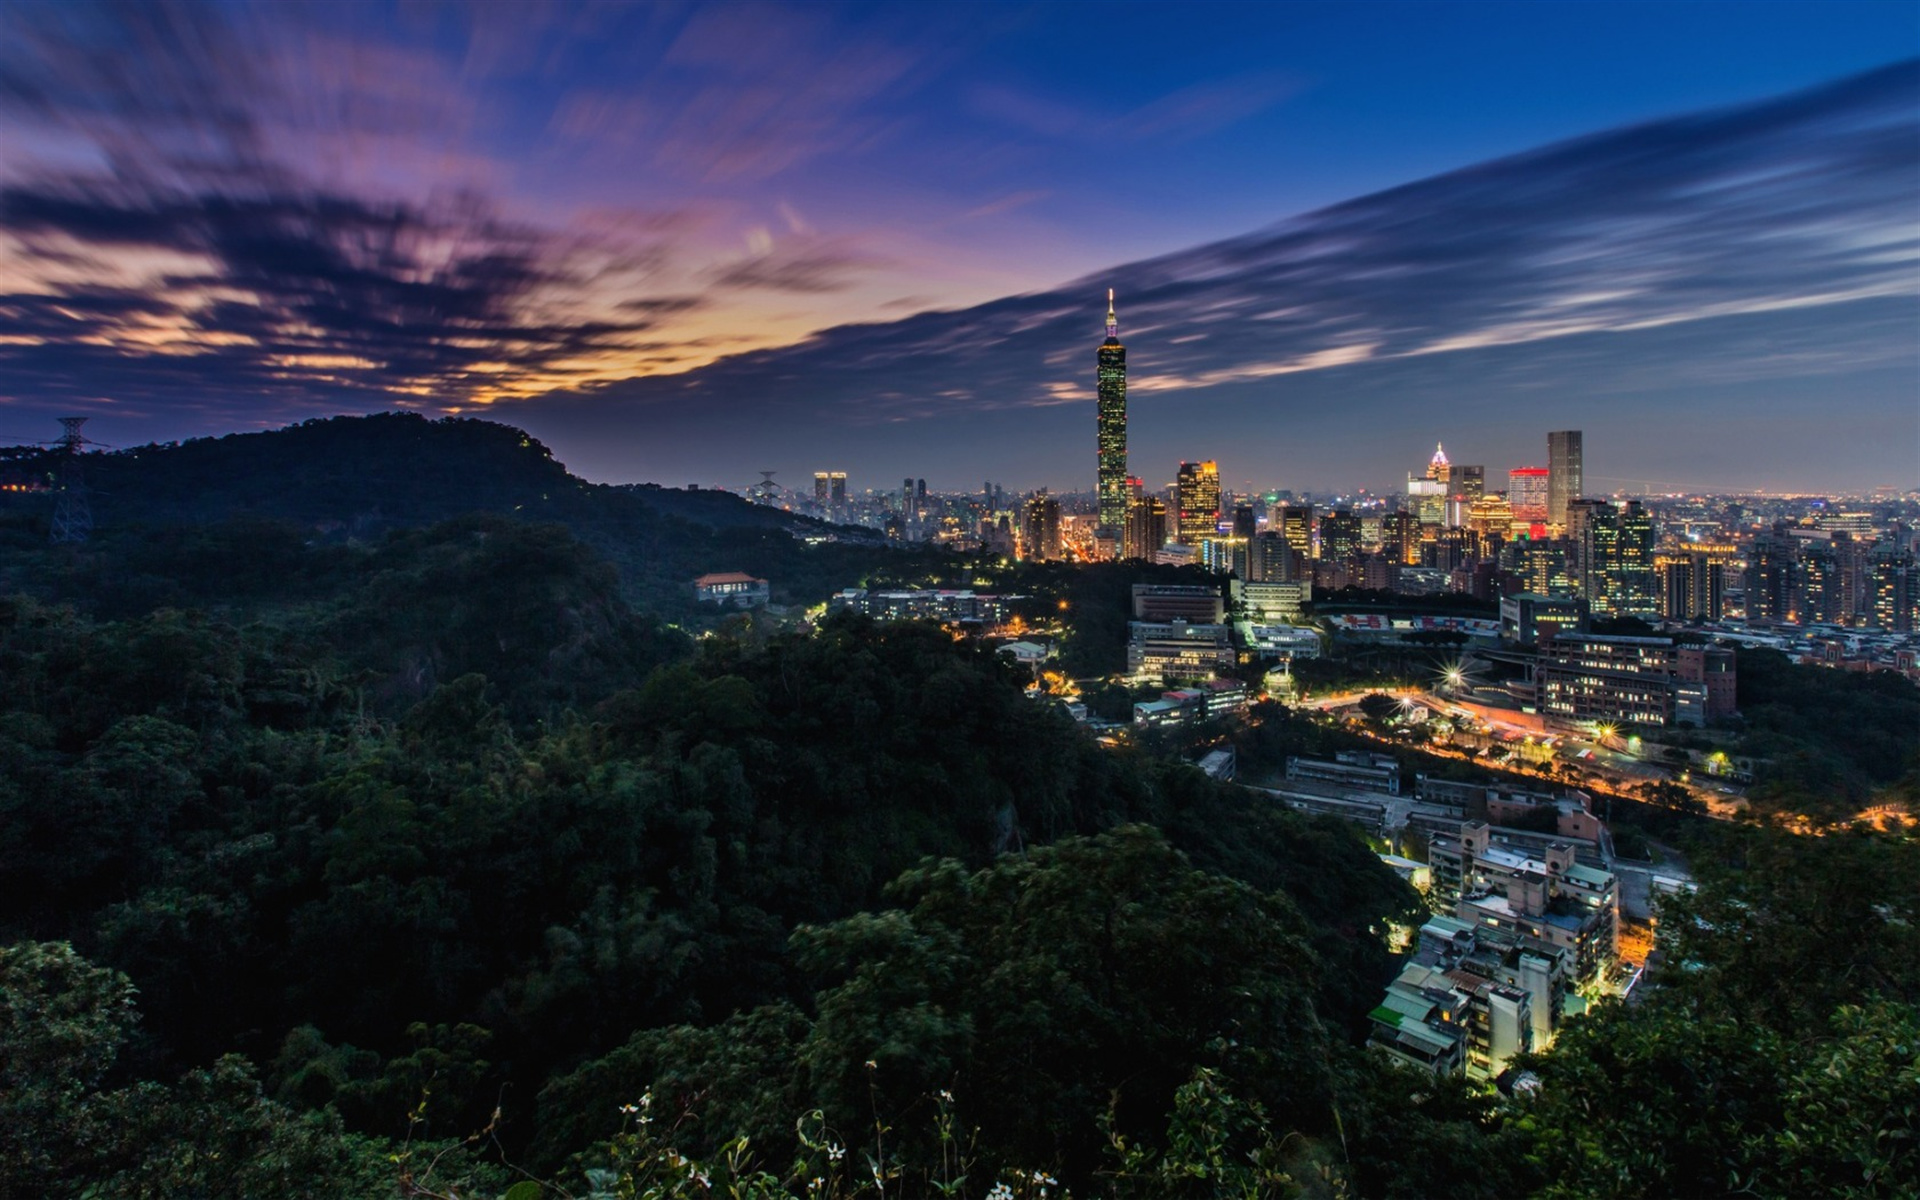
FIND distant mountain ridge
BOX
[35,413,828,537]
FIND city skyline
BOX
[0,4,1913,494]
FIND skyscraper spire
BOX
[1096,289,1127,539]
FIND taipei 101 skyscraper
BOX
[1096,289,1128,538]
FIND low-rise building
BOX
[1414,779,1612,862]
[830,588,1012,626]
[1430,822,1618,986]
[694,572,770,607]
[1367,965,1472,1077]
[1286,750,1402,796]
[1133,679,1249,728]
[1235,580,1312,621]
[1132,583,1225,622]
[1534,631,1737,727]
[1240,623,1322,662]
[1499,592,1588,645]
[995,639,1055,666]
[1127,619,1235,683]
[1368,917,1552,1079]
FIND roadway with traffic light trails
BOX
[1276,685,1746,819]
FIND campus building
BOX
[1534,631,1737,726]
[1126,619,1235,683]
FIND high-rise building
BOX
[1567,499,1656,617]
[815,471,848,518]
[1406,477,1447,527]
[1232,504,1257,540]
[1467,495,1514,543]
[1425,526,1476,573]
[1279,504,1314,557]
[1456,465,1486,502]
[1380,512,1422,566]
[1507,537,1574,597]
[1745,527,1801,621]
[1175,461,1221,544]
[1615,500,1659,616]
[1660,552,1727,622]
[1567,499,1617,611]
[1022,491,1062,561]
[1097,290,1128,537]
[1508,468,1550,525]
[1547,431,1583,528]
[1870,543,1918,632]
[1832,532,1873,625]
[1124,494,1170,561]
[1227,504,1258,578]
[1426,443,1452,487]
[1249,531,1302,583]
[1800,539,1842,624]
[1319,509,1362,564]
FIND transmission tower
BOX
[49,417,93,544]
[751,470,784,505]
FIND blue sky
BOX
[0,0,1914,492]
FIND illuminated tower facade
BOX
[1548,430,1583,528]
[1508,467,1550,525]
[1096,290,1128,537]
[1175,460,1221,543]
[1022,490,1063,561]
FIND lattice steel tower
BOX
[49,417,93,544]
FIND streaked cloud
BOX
[512,61,1917,488]
[0,0,1910,492]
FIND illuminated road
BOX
[1278,686,1745,818]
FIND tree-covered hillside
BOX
[0,519,1435,1194]
[0,447,1914,1198]
[0,414,939,618]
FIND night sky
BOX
[1,1,1914,494]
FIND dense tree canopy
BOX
[0,422,1912,1196]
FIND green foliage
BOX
[1100,1067,1325,1199]
[0,941,139,1195]
[1514,995,1920,1199]
[1510,826,1920,1198]
[9,446,1909,1198]
[85,1056,401,1200]
[0,414,944,625]
[541,828,1378,1194]
[1655,826,1920,1030]
[0,942,460,1200]
[1734,648,1920,823]
[975,559,1224,677]
[1635,780,1704,814]
[796,827,1337,1184]
[1356,693,1399,724]
[0,539,1418,1190]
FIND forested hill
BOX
[26,413,824,536]
[0,413,928,616]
